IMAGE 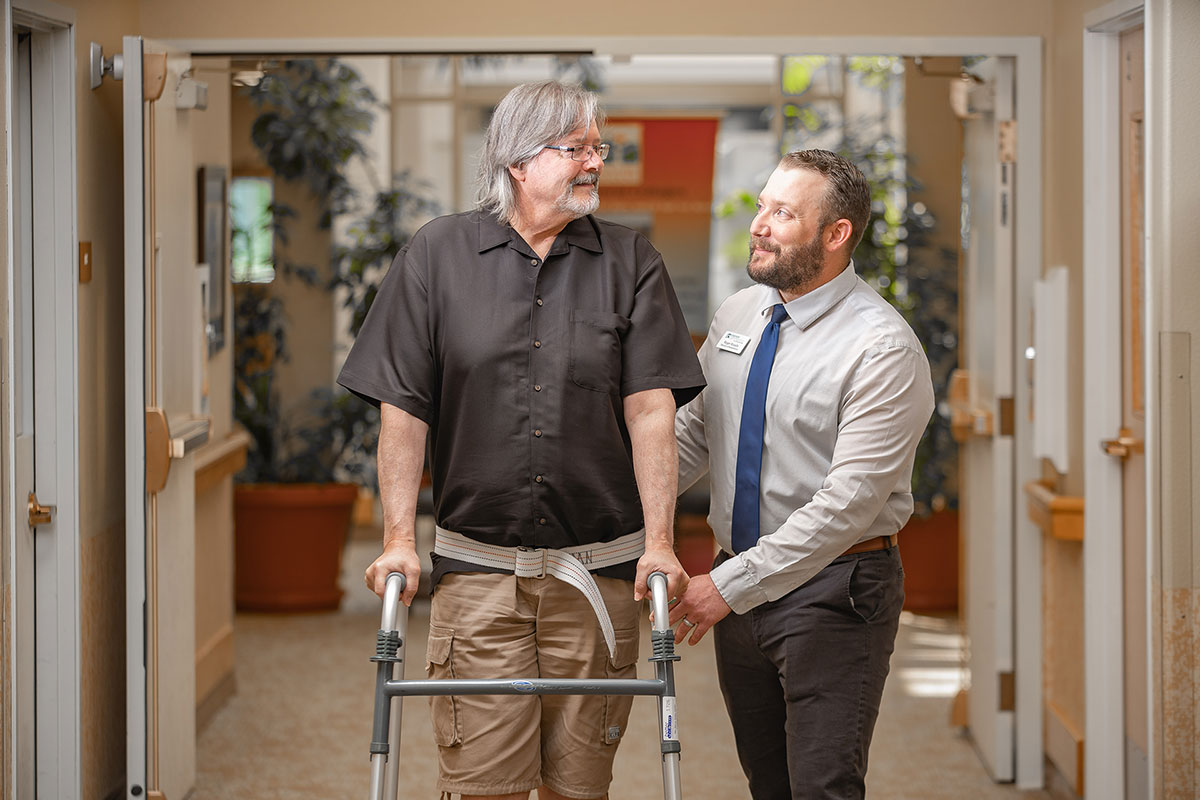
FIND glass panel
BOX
[230,176,275,283]
[780,55,842,97]
[780,100,844,153]
[391,55,454,98]
[391,101,457,212]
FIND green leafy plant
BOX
[845,134,959,516]
[233,59,436,488]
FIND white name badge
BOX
[716,331,752,354]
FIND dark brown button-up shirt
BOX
[338,210,704,582]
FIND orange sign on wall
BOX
[602,117,719,212]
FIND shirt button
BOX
[538,517,548,525]
[531,258,539,266]
[534,474,544,483]
[533,340,542,348]
[536,297,544,306]
[534,384,542,392]
[534,429,543,437]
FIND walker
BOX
[366,571,684,799]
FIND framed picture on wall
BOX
[198,164,227,354]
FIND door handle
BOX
[27,492,55,527]
[1101,427,1144,459]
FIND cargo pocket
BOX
[425,625,462,747]
[600,625,640,745]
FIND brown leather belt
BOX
[841,533,899,556]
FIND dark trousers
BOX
[713,547,905,800]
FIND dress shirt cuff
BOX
[709,554,769,615]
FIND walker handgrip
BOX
[370,572,409,800]
[648,571,671,634]
[378,573,408,645]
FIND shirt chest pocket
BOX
[569,309,630,393]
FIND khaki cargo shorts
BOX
[426,570,641,799]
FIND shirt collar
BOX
[754,262,858,331]
[475,211,604,255]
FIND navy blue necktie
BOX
[731,303,788,554]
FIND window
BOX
[230,175,275,283]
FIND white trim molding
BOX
[9,0,81,796]
[1082,3,1143,799]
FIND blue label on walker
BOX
[512,680,536,692]
[662,697,679,740]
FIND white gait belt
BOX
[433,527,646,660]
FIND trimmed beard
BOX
[557,173,600,217]
[746,233,824,292]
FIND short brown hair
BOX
[779,149,871,253]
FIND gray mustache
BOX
[572,174,599,187]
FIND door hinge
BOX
[997,397,1015,437]
[998,120,1017,164]
[999,671,1015,712]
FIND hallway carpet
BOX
[195,539,1054,799]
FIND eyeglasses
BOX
[542,142,611,162]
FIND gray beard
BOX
[557,176,600,217]
[746,235,824,292]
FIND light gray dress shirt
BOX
[676,263,935,614]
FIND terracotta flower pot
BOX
[898,509,960,612]
[234,482,358,612]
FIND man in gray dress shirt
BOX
[340,81,703,800]
[671,149,934,799]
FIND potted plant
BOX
[847,135,960,611]
[232,283,380,611]
[231,58,432,611]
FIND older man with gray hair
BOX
[339,80,704,800]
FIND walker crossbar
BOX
[383,677,668,697]
[367,570,684,800]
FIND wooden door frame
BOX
[4,0,80,797]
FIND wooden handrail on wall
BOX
[194,428,253,495]
[1024,479,1084,541]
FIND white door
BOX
[10,9,82,797]
[121,35,204,800]
[960,56,1017,783]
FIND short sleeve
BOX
[336,242,436,423]
[619,247,705,407]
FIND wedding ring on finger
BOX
[681,616,695,628]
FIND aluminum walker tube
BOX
[648,571,683,800]
[368,572,408,800]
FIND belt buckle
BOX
[516,546,547,579]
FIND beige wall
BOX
[1148,1,1200,794]
[1034,0,1106,790]
[190,56,238,723]
[142,0,1055,39]
[60,1,143,797]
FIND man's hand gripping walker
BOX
[367,571,684,800]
